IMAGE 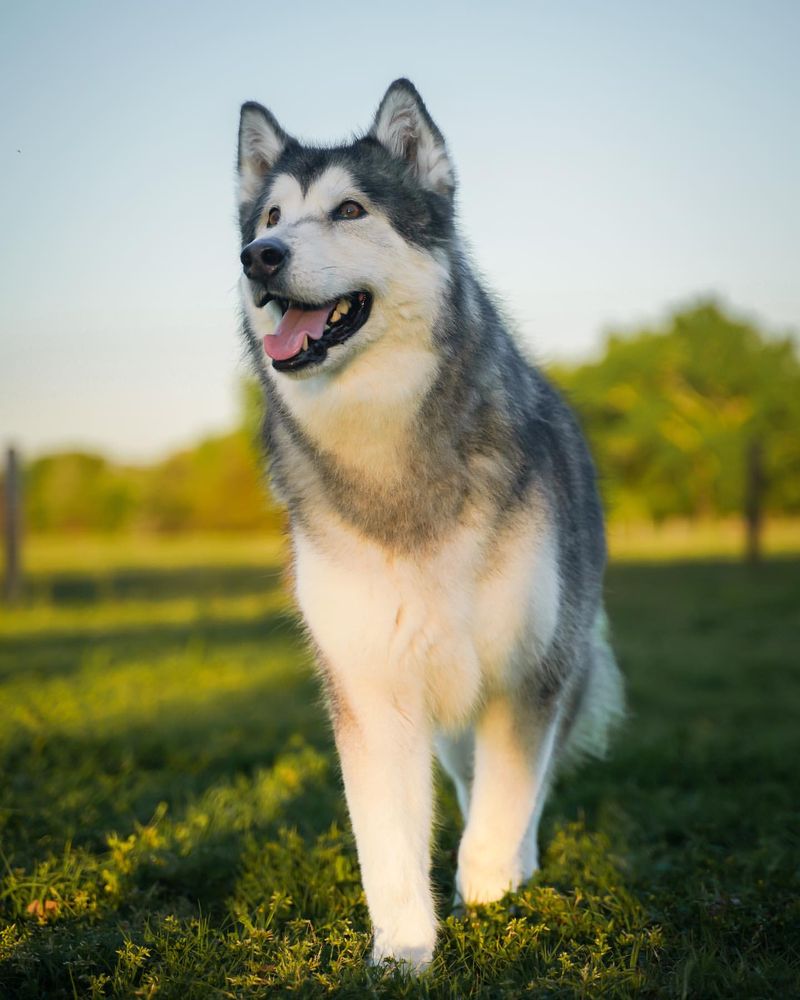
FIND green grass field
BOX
[1,538,798,998]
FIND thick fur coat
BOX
[236,79,624,968]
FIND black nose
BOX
[240,238,290,280]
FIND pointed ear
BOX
[237,101,291,205]
[369,79,455,197]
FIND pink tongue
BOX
[263,304,332,361]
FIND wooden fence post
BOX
[4,446,22,603]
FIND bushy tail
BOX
[563,608,625,763]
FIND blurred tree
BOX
[20,303,800,536]
[22,378,283,535]
[552,299,800,525]
[140,377,281,533]
[24,452,142,532]
[143,428,282,533]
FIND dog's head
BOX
[237,80,455,378]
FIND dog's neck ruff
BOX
[271,333,440,486]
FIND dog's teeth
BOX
[337,298,350,314]
[330,309,342,324]
[302,335,309,352]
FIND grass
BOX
[606,517,800,562]
[1,536,798,997]
[20,517,800,578]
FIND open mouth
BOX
[256,290,373,372]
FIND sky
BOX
[1,0,798,460]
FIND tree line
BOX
[5,300,799,534]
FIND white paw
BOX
[370,938,434,972]
[456,843,521,905]
[370,914,436,972]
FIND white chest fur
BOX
[292,509,560,728]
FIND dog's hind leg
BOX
[517,769,553,882]
[455,694,561,905]
[435,727,474,821]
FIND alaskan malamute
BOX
[236,79,623,969]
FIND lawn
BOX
[0,538,798,998]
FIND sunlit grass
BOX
[1,537,798,997]
[16,518,800,583]
[608,516,800,561]
[22,532,288,574]
[0,590,290,638]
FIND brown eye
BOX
[267,206,281,227]
[335,200,366,220]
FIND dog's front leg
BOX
[331,680,436,970]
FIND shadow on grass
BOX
[0,610,300,682]
[25,564,285,606]
[0,660,336,863]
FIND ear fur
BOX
[237,102,291,205]
[369,79,455,197]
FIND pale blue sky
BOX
[1,0,798,459]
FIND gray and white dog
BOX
[236,79,623,969]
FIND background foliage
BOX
[13,382,282,536]
[5,299,799,536]
[553,300,800,522]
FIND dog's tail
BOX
[562,608,625,763]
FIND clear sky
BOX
[1,0,798,460]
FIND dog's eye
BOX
[266,207,281,227]
[335,200,367,221]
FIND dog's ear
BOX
[237,102,292,205]
[369,79,455,198]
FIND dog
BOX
[235,79,624,969]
